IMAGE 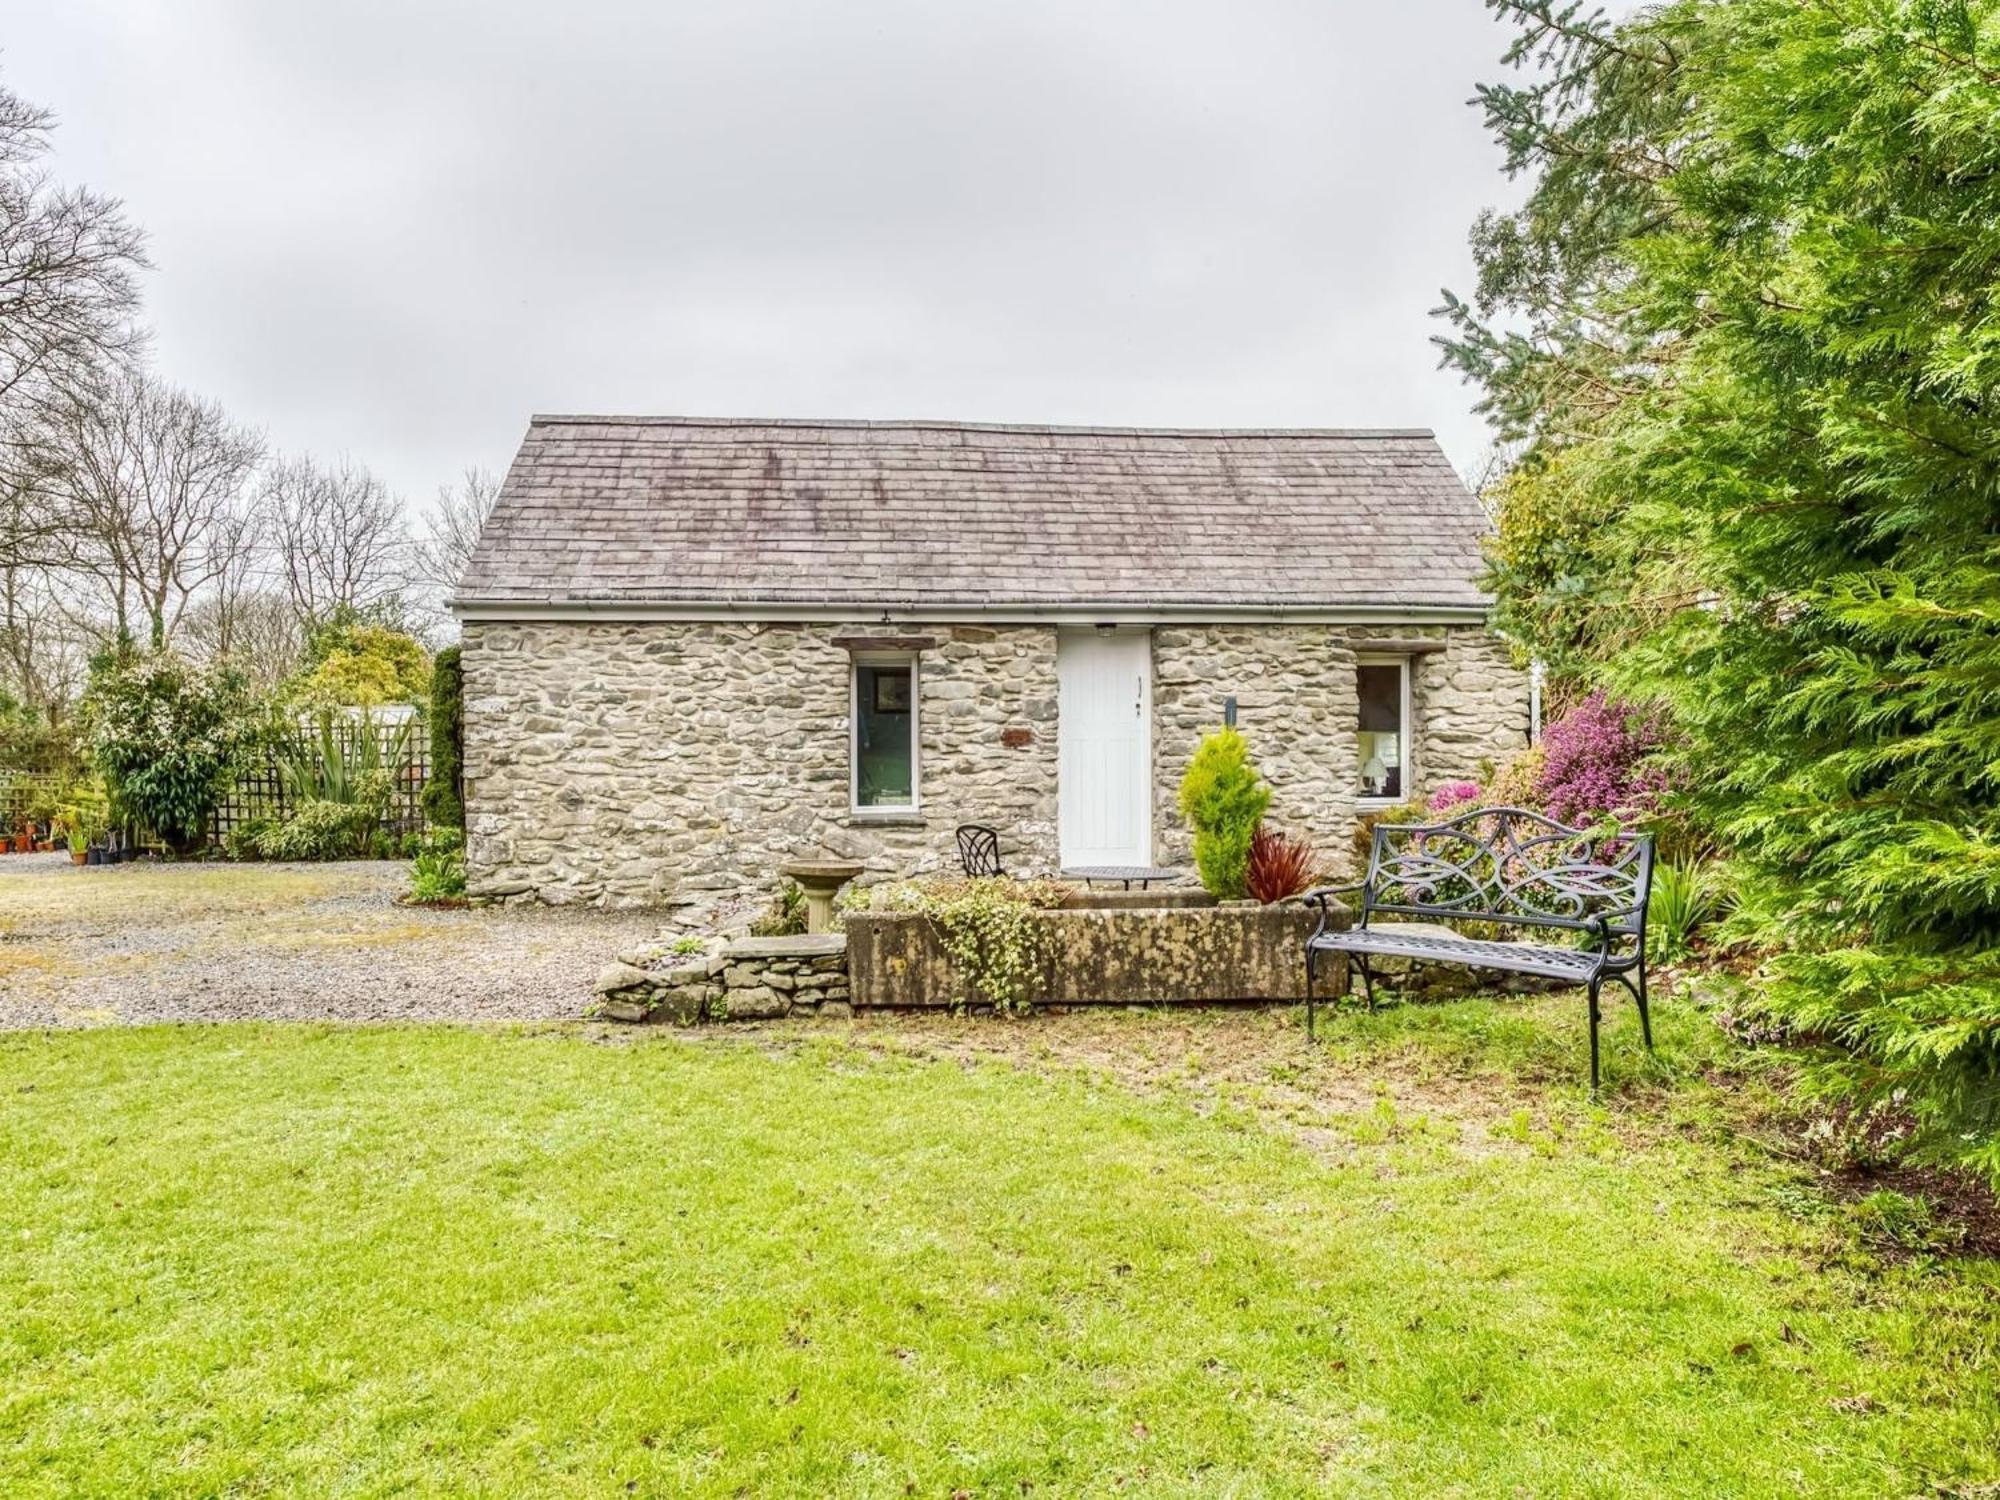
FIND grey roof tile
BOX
[457,416,1491,610]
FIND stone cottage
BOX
[452,416,1528,913]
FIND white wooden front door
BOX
[1057,628,1152,869]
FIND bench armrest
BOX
[1301,883,1365,907]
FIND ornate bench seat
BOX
[1303,806,1656,1089]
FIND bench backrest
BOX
[1361,806,1654,939]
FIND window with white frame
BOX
[851,654,918,812]
[1356,655,1410,803]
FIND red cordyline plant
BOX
[1246,825,1318,904]
[1534,690,1670,825]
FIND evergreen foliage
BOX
[421,646,464,829]
[254,799,374,862]
[1178,728,1272,900]
[81,645,255,852]
[0,689,77,776]
[288,608,431,709]
[1444,0,2000,1176]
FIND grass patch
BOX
[2,1022,1996,1496]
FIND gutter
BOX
[448,598,1493,628]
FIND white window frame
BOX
[849,651,920,816]
[1354,653,1413,809]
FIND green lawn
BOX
[2,1011,1996,1497]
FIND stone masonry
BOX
[463,621,1061,913]
[464,619,1527,908]
[1154,624,1529,877]
[595,934,851,1023]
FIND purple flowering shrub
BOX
[1534,691,1670,824]
[1428,780,1482,814]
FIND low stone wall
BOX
[594,933,851,1023]
[845,902,1347,1010]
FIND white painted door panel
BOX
[1057,629,1151,868]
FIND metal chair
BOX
[955,824,1004,878]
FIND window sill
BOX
[848,809,927,828]
[1355,797,1408,812]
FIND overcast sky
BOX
[10,0,1530,512]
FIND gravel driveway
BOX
[0,855,665,1027]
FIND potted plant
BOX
[57,801,107,866]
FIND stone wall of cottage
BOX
[460,620,1060,913]
[1411,627,1533,792]
[463,619,1527,908]
[1153,624,1530,877]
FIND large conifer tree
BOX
[1443,0,2000,1174]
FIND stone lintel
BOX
[830,634,939,653]
[1349,637,1451,655]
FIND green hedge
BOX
[420,646,464,830]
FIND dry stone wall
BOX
[595,934,851,1023]
[464,619,1525,907]
[462,620,1059,914]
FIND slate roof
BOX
[455,417,1492,614]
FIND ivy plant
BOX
[872,876,1072,1014]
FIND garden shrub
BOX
[54,785,109,855]
[871,876,1073,1013]
[1646,855,1727,963]
[421,646,463,830]
[224,817,275,862]
[352,768,395,822]
[1245,826,1318,904]
[0,688,79,777]
[255,800,371,861]
[82,645,256,853]
[1177,728,1271,900]
[1428,780,1482,814]
[1350,794,1431,870]
[406,826,467,904]
[1485,746,1545,810]
[288,609,431,710]
[1534,691,1668,826]
[275,711,413,807]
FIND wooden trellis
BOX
[212,717,431,844]
[0,771,65,832]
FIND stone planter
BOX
[845,901,1346,1010]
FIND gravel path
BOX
[0,855,665,1028]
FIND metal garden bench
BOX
[1302,806,1655,1089]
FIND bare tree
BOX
[32,370,264,648]
[260,453,410,625]
[1459,437,1523,522]
[180,586,302,695]
[175,499,307,690]
[0,558,88,710]
[0,75,148,568]
[412,465,499,598]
